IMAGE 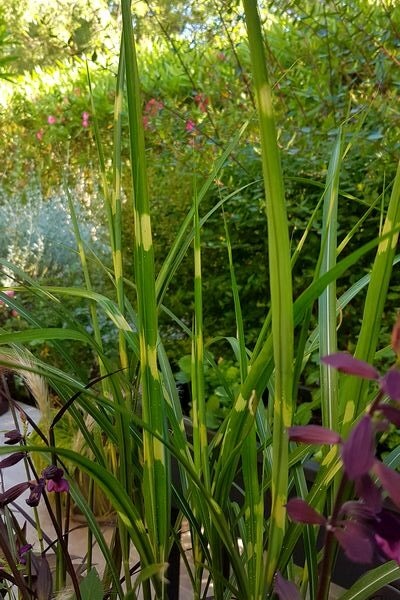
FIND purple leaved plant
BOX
[275,318,400,600]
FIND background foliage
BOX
[1,0,399,380]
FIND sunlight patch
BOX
[147,345,159,380]
[140,213,153,251]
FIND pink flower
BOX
[144,98,164,116]
[194,93,209,113]
[43,465,69,493]
[185,119,196,133]
[47,478,69,493]
[36,128,44,141]
[47,115,57,125]
[0,290,15,307]
[82,111,90,128]
[142,115,149,129]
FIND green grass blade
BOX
[318,130,342,433]
[242,0,294,588]
[111,37,129,371]
[191,184,210,489]
[121,0,169,568]
[339,562,400,600]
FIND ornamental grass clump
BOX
[0,1,399,599]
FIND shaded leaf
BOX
[74,568,103,600]
[273,571,301,600]
[36,556,52,600]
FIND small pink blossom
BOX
[185,119,196,133]
[36,128,44,141]
[43,465,69,493]
[144,98,164,116]
[82,111,90,128]
[47,115,57,125]
[47,478,69,493]
[143,115,150,129]
[0,290,15,307]
[194,93,209,113]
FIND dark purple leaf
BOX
[381,369,400,402]
[321,353,379,380]
[286,498,326,525]
[288,425,341,445]
[273,571,301,600]
[26,479,45,508]
[377,404,400,428]
[341,416,375,480]
[355,475,382,513]
[373,460,400,509]
[18,544,32,565]
[4,430,23,445]
[339,501,377,520]
[0,452,26,468]
[0,482,30,507]
[374,509,400,565]
[334,521,374,564]
[42,465,63,480]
